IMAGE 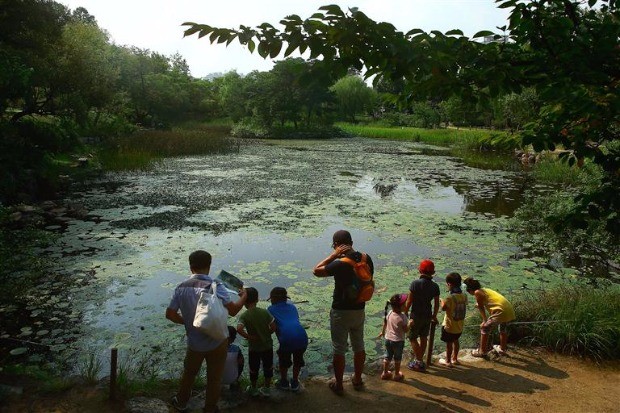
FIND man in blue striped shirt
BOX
[166,250,247,413]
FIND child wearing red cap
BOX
[405,259,440,372]
[378,293,409,381]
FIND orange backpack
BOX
[340,253,375,303]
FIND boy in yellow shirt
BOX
[438,272,467,367]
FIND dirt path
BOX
[2,347,618,412]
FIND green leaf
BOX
[226,34,237,46]
[10,347,28,356]
[497,0,517,9]
[473,30,495,38]
[248,40,256,53]
[445,29,464,36]
[405,28,425,37]
[318,5,344,17]
[269,40,283,58]
[284,41,298,57]
[258,41,269,58]
[183,26,201,37]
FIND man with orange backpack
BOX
[313,229,374,396]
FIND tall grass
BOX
[99,124,235,171]
[532,155,603,187]
[512,286,620,361]
[336,123,518,151]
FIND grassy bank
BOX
[336,123,518,151]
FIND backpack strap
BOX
[339,253,366,266]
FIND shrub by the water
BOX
[512,286,620,361]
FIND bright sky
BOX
[59,0,510,78]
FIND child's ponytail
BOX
[463,277,481,291]
[384,300,390,322]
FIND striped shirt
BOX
[168,274,232,351]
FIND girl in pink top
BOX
[378,293,410,381]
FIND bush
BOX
[230,118,269,139]
[0,118,76,204]
[16,116,81,154]
[512,286,620,361]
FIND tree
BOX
[183,0,620,239]
[330,75,375,122]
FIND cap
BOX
[398,293,408,305]
[269,287,289,302]
[332,229,353,245]
[418,259,435,275]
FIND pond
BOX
[7,137,579,377]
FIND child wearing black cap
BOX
[268,287,309,392]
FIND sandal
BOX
[393,372,404,381]
[471,349,488,358]
[380,371,393,380]
[438,358,453,368]
[328,379,344,396]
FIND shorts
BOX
[440,327,462,343]
[407,317,431,340]
[330,308,365,355]
[248,349,273,381]
[277,348,306,369]
[481,317,511,335]
[384,340,405,362]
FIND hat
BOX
[398,293,408,305]
[418,259,435,275]
[332,229,352,245]
[269,287,289,302]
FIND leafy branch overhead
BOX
[183,0,620,237]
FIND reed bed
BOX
[99,125,234,171]
[512,286,620,361]
[337,123,516,151]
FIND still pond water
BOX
[16,138,579,376]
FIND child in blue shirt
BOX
[222,325,244,390]
[268,287,309,392]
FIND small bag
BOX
[193,281,229,341]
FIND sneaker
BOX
[493,344,507,355]
[169,395,188,413]
[246,386,260,397]
[380,371,393,380]
[471,349,488,358]
[438,358,453,368]
[418,361,426,371]
[290,379,301,392]
[406,360,418,371]
[259,387,271,398]
[276,379,290,391]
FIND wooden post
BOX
[109,348,118,401]
[426,321,437,366]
